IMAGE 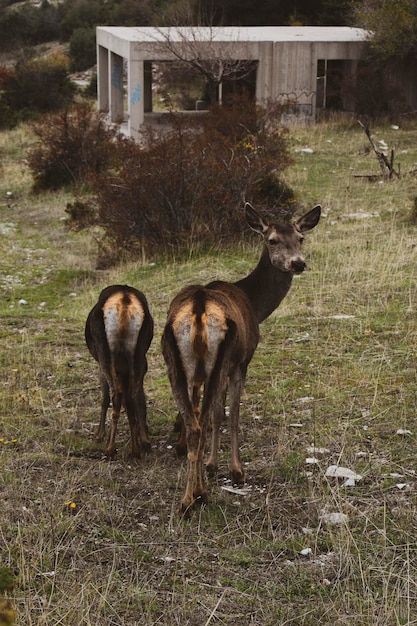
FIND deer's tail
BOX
[191,310,209,359]
[104,291,144,373]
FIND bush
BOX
[65,198,98,229]
[25,94,295,263]
[0,67,19,129]
[343,60,409,119]
[91,95,296,262]
[0,55,75,126]
[83,73,97,99]
[27,101,119,191]
[0,98,19,130]
[69,26,97,71]
[0,2,61,51]
[59,0,105,42]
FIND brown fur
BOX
[104,291,143,339]
[85,285,153,458]
[162,203,321,515]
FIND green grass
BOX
[1,119,417,624]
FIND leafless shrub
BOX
[27,102,120,192]
[92,95,295,263]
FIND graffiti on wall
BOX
[277,91,315,117]
[130,84,142,106]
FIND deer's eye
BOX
[268,238,280,246]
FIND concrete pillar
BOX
[256,42,273,103]
[128,58,144,141]
[97,45,109,112]
[310,53,318,121]
[144,61,152,113]
[110,52,124,123]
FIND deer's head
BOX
[245,203,321,274]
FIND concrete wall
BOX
[96,27,369,139]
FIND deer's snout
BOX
[291,258,306,274]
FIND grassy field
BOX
[1,118,417,625]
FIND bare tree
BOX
[150,14,257,106]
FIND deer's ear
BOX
[296,205,321,233]
[245,203,269,234]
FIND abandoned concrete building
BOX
[96,26,370,140]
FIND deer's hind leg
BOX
[205,387,227,478]
[175,381,202,457]
[133,364,151,454]
[104,373,123,459]
[166,372,204,515]
[228,366,246,485]
[125,391,142,459]
[96,370,110,443]
[205,327,237,479]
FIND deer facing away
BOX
[161,203,321,515]
[85,284,154,458]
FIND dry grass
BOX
[1,119,417,624]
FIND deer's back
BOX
[163,282,259,376]
[85,285,153,370]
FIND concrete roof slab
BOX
[96,26,369,45]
